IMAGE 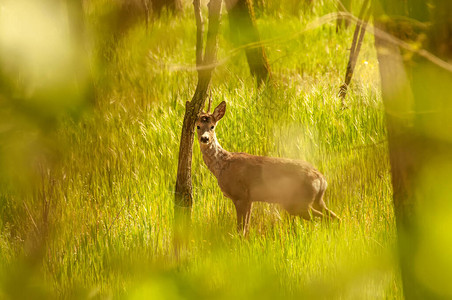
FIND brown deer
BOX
[196,101,340,235]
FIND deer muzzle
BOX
[200,135,209,143]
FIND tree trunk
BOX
[374,0,452,298]
[338,0,371,103]
[152,0,182,15]
[174,0,222,245]
[225,0,271,86]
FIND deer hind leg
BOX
[313,186,340,221]
[318,202,340,220]
[234,200,252,236]
[298,206,325,220]
[324,206,340,221]
[310,207,325,218]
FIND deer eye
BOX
[211,126,214,130]
[197,126,200,129]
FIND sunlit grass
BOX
[0,0,401,298]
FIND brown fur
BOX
[196,101,339,235]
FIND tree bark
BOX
[374,0,452,298]
[174,0,222,236]
[225,0,271,86]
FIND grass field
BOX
[0,0,402,298]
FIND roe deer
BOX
[196,101,340,235]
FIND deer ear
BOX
[212,101,226,121]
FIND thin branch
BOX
[154,12,452,75]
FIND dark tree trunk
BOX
[102,0,180,53]
[174,0,222,246]
[338,0,371,103]
[374,0,452,298]
[225,0,271,86]
[98,0,150,65]
[152,0,182,15]
[114,0,150,37]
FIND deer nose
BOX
[200,136,209,143]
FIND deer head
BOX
[195,101,226,147]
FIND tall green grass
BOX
[0,0,401,298]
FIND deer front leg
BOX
[234,200,252,236]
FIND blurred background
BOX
[0,0,451,298]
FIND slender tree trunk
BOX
[174,0,222,247]
[338,0,371,103]
[374,0,452,298]
[225,0,271,86]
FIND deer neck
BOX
[200,135,230,178]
